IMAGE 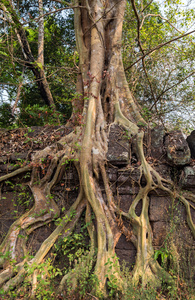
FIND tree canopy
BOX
[0,0,195,130]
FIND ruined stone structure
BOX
[0,125,194,281]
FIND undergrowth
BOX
[0,245,194,300]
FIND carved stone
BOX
[180,166,195,191]
[164,130,191,166]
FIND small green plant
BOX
[66,251,101,299]
[11,258,62,300]
[17,185,33,208]
[154,245,172,267]
[141,106,153,122]
[119,262,160,300]
[17,104,62,127]
[54,222,89,268]
[0,103,15,128]
[105,255,121,298]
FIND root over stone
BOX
[0,1,194,298]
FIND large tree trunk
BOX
[0,0,194,298]
[72,0,144,129]
[73,0,144,292]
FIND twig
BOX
[150,70,195,110]
[125,29,195,71]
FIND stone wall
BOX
[107,125,195,279]
[0,125,194,280]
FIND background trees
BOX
[123,0,195,131]
[0,0,195,130]
[0,0,75,126]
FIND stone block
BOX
[180,166,195,190]
[107,125,130,166]
[153,164,172,181]
[175,222,195,246]
[164,130,191,166]
[149,196,193,223]
[116,194,142,216]
[186,130,195,158]
[116,195,134,213]
[117,168,141,184]
[117,185,139,195]
[115,249,136,269]
[151,221,168,246]
[149,196,171,221]
[150,126,166,160]
[112,227,137,268]
[106,168,118,182]
[149,188,170,196]
[116,234,136,250]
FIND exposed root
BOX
[0,0,194,297]
[114,102,138,136]
[1,124,193,297]
[0,165,32,183]
[182,191,195,204]
[0,261,25,287]
[123,131,193,287]
[0,182,60,266]
[0,126,86,296]
[0,192,85,295]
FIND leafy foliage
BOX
[123,0,195,131]
[1,0,195,129]
[0,3,76,128]
[17,104,64,126]
[0,103,14,128]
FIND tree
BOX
[0,0,56,109]
[123,0,195,130]
[0,1,75,126]
[0,0,194,298]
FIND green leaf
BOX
[36,62,43,70]
[0,51,8,57]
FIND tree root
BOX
[0,185,60,266]
[0,123,194,297]
[0,193,85,295]
[122,131,194,287]
[114,102,138,135]
[0,1,194,295]
[0,165,32,183]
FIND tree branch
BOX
[150,70,195,110]
[130,0,160,117]
[125,29,195,71]
[140,14,182,33]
